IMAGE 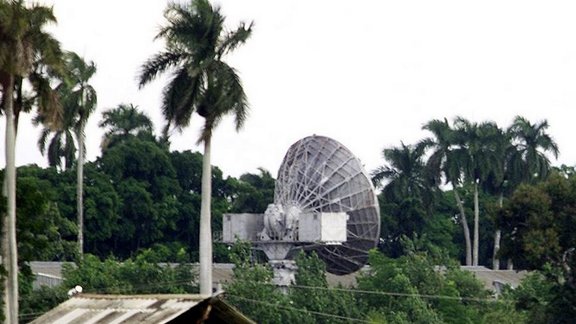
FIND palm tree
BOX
[35,82,78,170]
[422,118,472,266]
[138,0,252,296]
[63,52,97,257]
[0,1,63,321]
[372,143,436,246]
[496,116,559,269]
[453,117,503,266]
[508,116,559,184]
[99,103,154,150]
[372,142,434,208]
[36,115,77,170]
[477,125,514,269]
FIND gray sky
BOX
[5,0,576,178]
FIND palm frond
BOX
[210,61,249,130]
[217,21,254,59]
[161,66,202,130]
[138,51,183,88]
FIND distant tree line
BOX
[372,116,560,269]
[6,111,576,322]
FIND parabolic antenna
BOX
[275,135,380,275]
[223,135,381,285]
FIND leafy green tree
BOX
[229,168,275,213]
[499,172,576,270]
[170,150,203,194]
[357,247,499,324]
[138,0,253,295]
[508,272,553,323]
[498,173,576,322]
[290,252,362,323]
[99,137,176,187]
[501,185,556,268]
[15,168,77,262]
[412,189,469,260]
[358,250,444,323]
[0,1,64,319]
[169,150,203,256]
[82,163,122,257]
[99,137,180,256]
[224,242,305,323]
[0,166,77,262]
[62,252,195,295]
[19,285,67,323]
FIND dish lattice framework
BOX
[275,135,380,275]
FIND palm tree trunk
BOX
[492,193,503,270]
[76,128,84,258]
[507,259,514,270]
[199,135,213,296]
[454,188,472,265]
[492,230,501,269]
[2,74,19,323]
[473,182,479,266]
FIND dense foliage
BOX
[2,139,275,263]
[224,241,530,323]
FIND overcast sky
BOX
[4,0,576,178]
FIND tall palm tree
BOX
[0,1,63,321]
[138,0,252,296]
[99,103,154,150]
[64,52,97,258]
[478,125,514,269]
[422,118,472,265]
[453,117,503,266]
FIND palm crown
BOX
[138,0,253,143]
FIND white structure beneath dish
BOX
[223,206,348,286]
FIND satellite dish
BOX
[275,135,380,275]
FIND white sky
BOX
[4,0,576,178]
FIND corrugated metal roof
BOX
[30,294,255,324]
